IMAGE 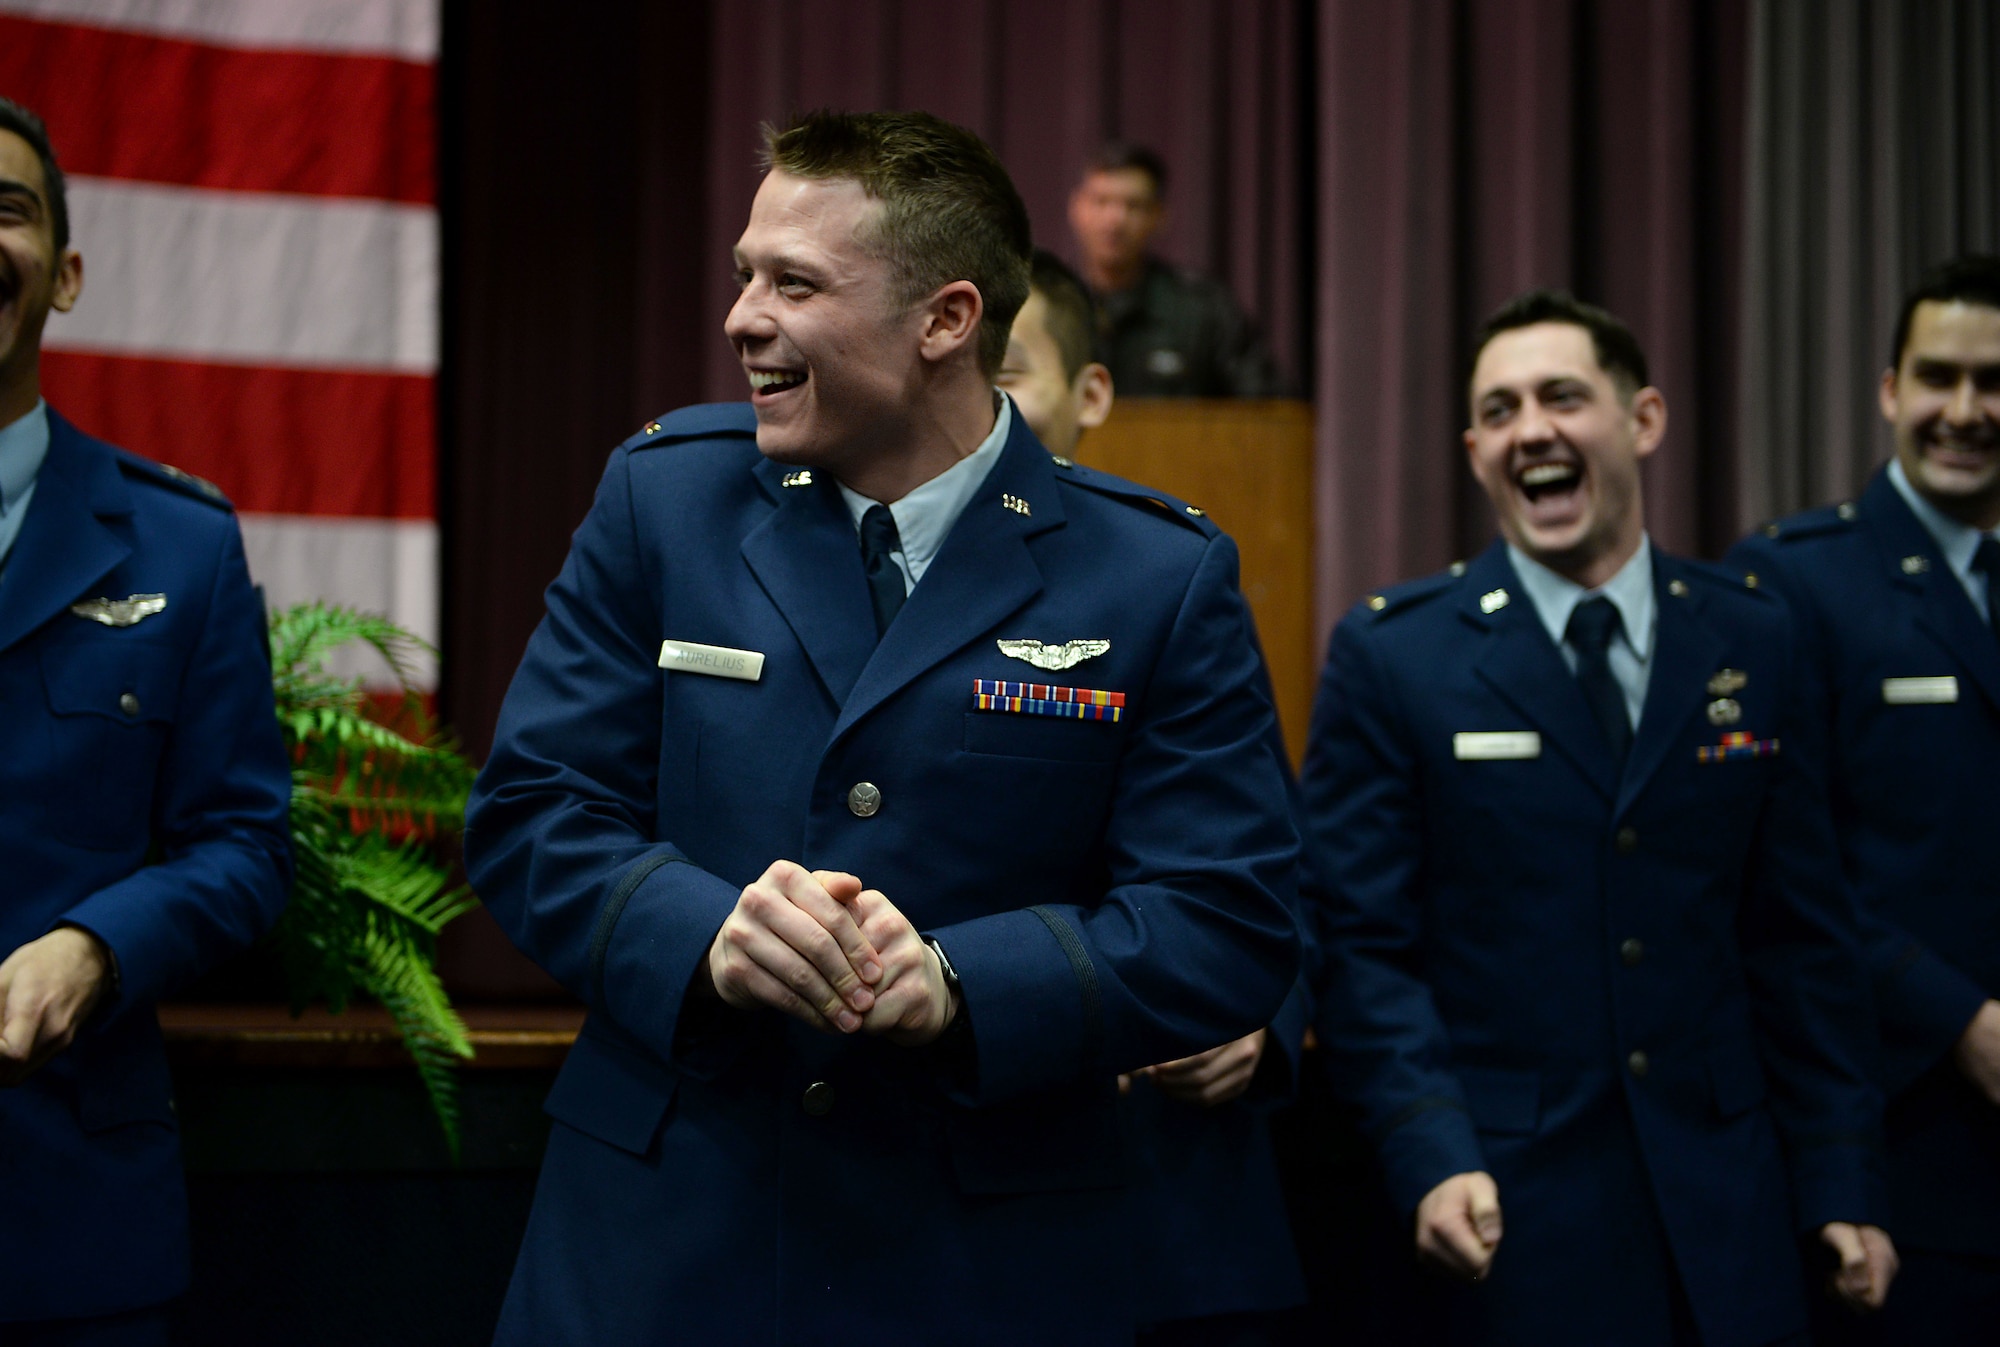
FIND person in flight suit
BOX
[464,111,1301,1346]
[0,98,291,1345]
[1728,255,2000,1345]
[1000,246,1312,1346]
[1301,289,1895,1346]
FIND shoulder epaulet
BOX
[1754,500,1856,545]
[1673,555,1780,601]
[115,449,234,510]
[622,402,758,452]
[1357,563,1465,620]
[1048,456,1218,537]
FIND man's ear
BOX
[51,247,82,314]
[1630,385,1668,459]
[1878,365,1901,423]
[918,281,983,364]
[1074,363,1113,430]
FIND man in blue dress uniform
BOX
[1303,290,1894,1345]
[465,112,1300,1345]
[1729,256,2000,1345]
[0,98,292,1345]
[1001,247,1311,1346]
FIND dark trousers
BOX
[0,1305,173,1347]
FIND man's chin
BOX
[1913,450,2000,499]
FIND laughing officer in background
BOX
[1303,289,1893,1346]
[1729,255,2000,1345]
[464,111,1300,1346]
[0,97,291,1345]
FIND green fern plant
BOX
[268,602,480,1155]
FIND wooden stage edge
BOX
[159,1003,585,1071]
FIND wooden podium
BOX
[1073,399,1316,766]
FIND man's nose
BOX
[724,285,770,344]
[1514,399,1557,444]
[1944,374,1982,425]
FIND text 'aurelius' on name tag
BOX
[659,639,764,681]
[1882,676,1957,705]
[1453,731,1542,760]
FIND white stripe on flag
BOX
[239,513,438,689]
[0,0,437,60]
[46,177,438,374]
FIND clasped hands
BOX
[1416,1172,1897,1311]
[704,861,955,1046]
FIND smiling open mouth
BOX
[747,368,806,399]
[1518,460,1581,502]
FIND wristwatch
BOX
[923,936,961,1001]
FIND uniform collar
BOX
[1887,456,1995,582]
[0,399,50,511]
[1506,535,1656,661]
[837,392,1012,585]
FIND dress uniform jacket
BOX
[1302,541,1882,1347]
[1122,775,1316,1330]
[465,402,1301,1346]
[0,409,292,1323]
[1730,468,2000,1259]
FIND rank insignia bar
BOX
[973,679,1125,721]
[1697,731,1780,763]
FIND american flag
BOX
[0,0,439,687]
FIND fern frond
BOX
[267,599,483,1155]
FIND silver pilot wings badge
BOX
[70,594,168,627]
[996,638,1110,671]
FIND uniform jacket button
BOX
[1620,938,1645,966]
[118,692,142,717]
[1615,826,1639,853]
[846,782,881,817]
[1627,1050,1650,1079]
[802,1081,837,1116]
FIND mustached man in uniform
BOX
[0,97,291,1346]
[1303,289,1895,1345]
[1729,255,2000,1345]
[465,112,1301,1346]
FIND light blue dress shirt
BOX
[1508,537,1657,730]
[1888,457,2000,623]
[838,393,1012,596]
[0,399,51,580]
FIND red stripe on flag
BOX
[0,16,435,204]
[41,351,435,518]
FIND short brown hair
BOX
[1471,289,1650,402]
[763,110,1032,376]
[1027,249,1096,381]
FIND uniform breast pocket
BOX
[961,711,1124,765]
[40,640,180,851]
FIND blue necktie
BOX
[1567,596,1631,766]
[1973,536,2000,645]
[859,504,906,638]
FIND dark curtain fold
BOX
[1311,0,1748,643]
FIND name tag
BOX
[658,639,764,682]
[1882,676,1957,705]
[1453,731,1542,761]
